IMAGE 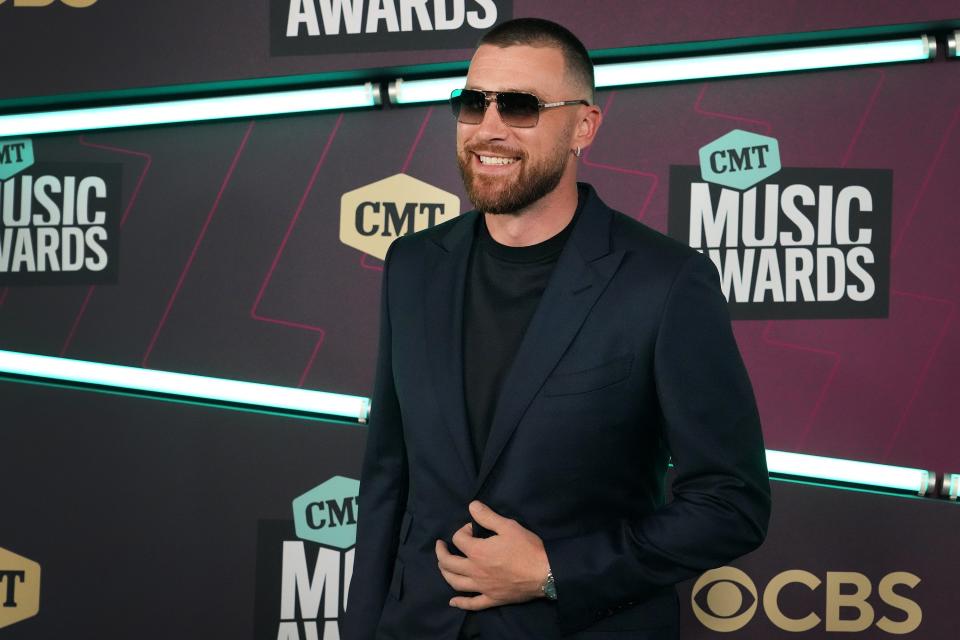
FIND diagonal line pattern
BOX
[881,289,957,460]
[693,83,773,134]
[892,104,960,259]
[840,70,885,167]
[142,121,255,367]
[764,320,842,450]
[250,114,344,387]
[60,136,154,356]
[360,253,383,272]
[358,108,437,274]
[748,73,885,450]
[581,92,659,220]
[400,106,434,174]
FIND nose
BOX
[471,96,511,142]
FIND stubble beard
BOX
[457,139,571,215]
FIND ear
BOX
[571,103,603,153]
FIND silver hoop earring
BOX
[574,146,582,158]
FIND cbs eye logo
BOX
[691,567,758,632]
[691,566,922,634]
[0,1,97,7]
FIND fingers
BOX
[438,565,478,593]
[436,539,480,593]
[451,522,478,555]
[469,501,513,533]
[449,594,498,611]
[435,540,472,576]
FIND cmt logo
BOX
[0,0,97,7]
[0,547,41,630]
[340,173,460,260]
[292,475,361,548]
[265,477,360,639]
[691,567,921,634]
[0,138,34,180]
[699,129,781,191]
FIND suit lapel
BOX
[424,210,479,482]
[475,190,625,492]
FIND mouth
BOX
[478,154,520,166]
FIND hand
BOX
[435,501,550,611]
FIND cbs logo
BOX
[0,0,97,7]
[691,567,921,634]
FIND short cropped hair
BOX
[479,18,595,104]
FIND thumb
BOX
[469,501,510,532]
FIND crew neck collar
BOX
[477,184,586,263]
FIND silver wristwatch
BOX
[541,569,558,600]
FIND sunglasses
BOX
[450,88,590,128]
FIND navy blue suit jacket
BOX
[343,184,770,639]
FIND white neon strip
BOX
[594,37,930,88]
[0,349,369,421]
[766,450,929,494]
[0,349,936,490]
[390,36,931,105]
[392,77,466,105]
[0,84,377,137]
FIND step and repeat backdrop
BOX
[1,1,958,638]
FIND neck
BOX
[484,177,579,247]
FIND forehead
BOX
[466,44,569,98]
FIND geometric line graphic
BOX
[250,115,344,387]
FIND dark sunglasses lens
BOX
[498,92,540,127]
[450,89,486,124]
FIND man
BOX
[344,18,770,640]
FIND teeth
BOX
[479,155,518,165]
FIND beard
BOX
[457,138,570,214]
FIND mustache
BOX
[463,143,525,159]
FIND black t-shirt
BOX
[462,188,585,466]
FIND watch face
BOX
[544,574,558,600]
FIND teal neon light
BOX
[390,77,465,106]
[0,84,379,138]
[0,349,938,496]
[765,450,932,496]
[593,36,933,88]
[944,473,959,500]
[0,349,369,422]
[389,35,934,105]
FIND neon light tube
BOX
[0,84,379,137]
[765,450,932,496]
[942,473,959,500]
[0,349,370,422]
[388,35,934,105]
[390,77,466,106]
[0,349,940,496]
[594,36,933,87]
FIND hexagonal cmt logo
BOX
[292,476,360,549]
[340,173,460,260]
[0,547,41,630]
[698,129,780,191]
[0,138,34,180]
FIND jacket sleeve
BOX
[342,241,408,640]
[543,252,771,634]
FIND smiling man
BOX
[344,18,771,640]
